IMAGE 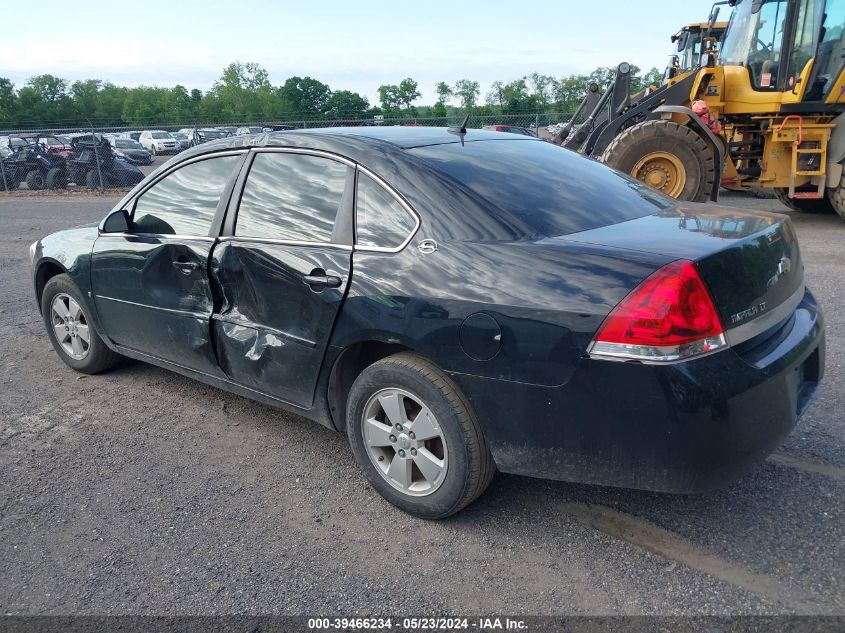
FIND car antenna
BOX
[447,113,470,145]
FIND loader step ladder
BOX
[776,115,827,199]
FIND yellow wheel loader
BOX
[558,0,845,219]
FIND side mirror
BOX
[102,208,130,233]
[676,31,690,53]
[708,6,721,27]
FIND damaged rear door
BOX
[210,149,354,407]
[91,151,246,375]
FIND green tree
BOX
[325,90,370,119]
[435,81,453,105]
[211,62,273,120]
[0,78,17,124]
[528,73,558,110]
[485,80,505,108]
[278,76,332,118]
[397,77,420,110]
[377,83,402,115]
[453,79,480,110]
[499,78,538,113]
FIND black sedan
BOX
[30,127,825,518]
[109,138,153,165]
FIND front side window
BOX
[132,155,241,235]
[787,0,823,85]
[807,0,845,98]
[355,172,417,249]
[235,152,348,243]
[721,0,790,89]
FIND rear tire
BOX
[46,168,68,189]
[774,188,835,213]
[41,274,123,374]
[25,170,46,191]
[346,352,496,519]
[601,119,716,203]
[827,171,845,220]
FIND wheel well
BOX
[327,341,412,431]
[34,261,66,312]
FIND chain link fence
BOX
[0,112,574,192]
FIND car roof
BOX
[181,126,532,161]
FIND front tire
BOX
[41,274,122,374]
[601,120,716,202]
[46,168,68,189]
[25,169,46,191]
[346,353,496,519]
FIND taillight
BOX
[588,259,726,363]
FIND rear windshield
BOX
[409,139,673,237]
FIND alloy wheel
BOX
[361,388,448,496]
[50,293,90,360]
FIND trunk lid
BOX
[561,204,804,338]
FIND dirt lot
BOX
[0,191,843,616]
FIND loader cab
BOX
[666,22,728,81]
[720,0,845,105]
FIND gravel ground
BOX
[0,191,842,617]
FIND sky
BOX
[1,0,721,105]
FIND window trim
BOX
[354,165,421,254]
[98,149,248,237]
[222,147,356,249]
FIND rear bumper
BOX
[452,289,825,493]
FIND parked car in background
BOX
[109,138,153,165]
[30,127,825,518]
[138,130,178,156]
[183,128,231,147]
[118,131,143,142]
[236,126,264,135]
[170,132,190,151]
[218,126,238,136]
[482,124,538,137]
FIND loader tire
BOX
[601,120,716,203]
[827,171,845,221]
[774,189,835,214]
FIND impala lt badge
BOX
[731,301,767,325]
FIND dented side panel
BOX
[210,241,351,408]
[91,235,224,376]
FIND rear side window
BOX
[409,140,672,237]
[355,172,417,249]
[132,155,240,235]
[235,152,348,243]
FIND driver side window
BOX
[131,155,240,236]
[750,0,788,90]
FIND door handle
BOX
[172,260,200,274]
[303,273,342,290]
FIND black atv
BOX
[0,135,68,190]
[65,134,145,189]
